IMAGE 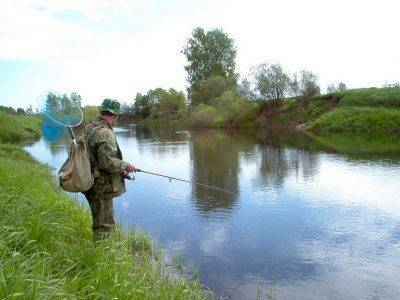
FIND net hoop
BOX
[43,98,83,127]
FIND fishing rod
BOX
[125,169,237,195]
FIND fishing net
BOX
[39,92,83,141]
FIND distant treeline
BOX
[0,105,36,115]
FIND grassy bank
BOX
[0,143,206,299]
[0,112,41,143]
[309,106,400,134]
[249,87,400,134]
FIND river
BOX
[25,125,400,299]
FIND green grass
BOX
[0,143,206,299]
[337,87,400,108]
[309,106,400,134]
[0,112,41,143]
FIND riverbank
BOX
[0,111,41,143]
[133,87,400,135]
[0,143,206,297]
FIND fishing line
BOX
[127,169,238,195]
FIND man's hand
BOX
[125,163,136,173]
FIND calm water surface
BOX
[25,126,400,299]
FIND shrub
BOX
[187,104,220,128]
[215,90,257,128]
[82,106,99,121]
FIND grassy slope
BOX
[0,144,205,299]
[0,112,41,143]
[264,87,400,134]
[308,87,400,134]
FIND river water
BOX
[25,125,400,299]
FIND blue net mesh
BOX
[40,92,83,141]
[42,116,67,141]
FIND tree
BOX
[133,93,153,118]
[238,77,256,101]
[60,93,73,114]
[0,106,16,114]
[183,27,237,106]
[327,82,347,93]
[157,89,185,115]
[70,92,82,107]
[251,63,290,103]
[191,75,228,105]
[16,108,26,115]
[290,70,320,98]
[337,82,347,92]
[26,105,33,115]
[327,84,336,93]
[383,82,400,88]
[45,92,60,112]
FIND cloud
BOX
[0,0,147,60]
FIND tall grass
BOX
[0,143,206,299]
[0,112,41,143]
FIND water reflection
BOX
[189,130,248,214]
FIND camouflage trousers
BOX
[84,193,115,242]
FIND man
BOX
[82,99,135,241]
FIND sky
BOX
[0,0,399,109]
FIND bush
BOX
[215,90,257,128]
[187,104,220,128]
[82,106,99,121]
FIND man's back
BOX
[83,117,126,198]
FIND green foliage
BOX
[310,106,400,134]
[82,106,99,121]
[45,92,82,114]
[0,111,41,143]
[327,82,347,93]
[0,144,206,299]
[16,108,26,115]
[214,90,257,128]
[187,104,220,128]
[150,89,186,118]
[0,105,17,114]
[191,75,229,105]
[251,63,290,102]
[290,70,320,98]
[183,27,237,106]
[338,87,400,108]
[132,88,187,121]
[133,91,157,119]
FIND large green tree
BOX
[183,27,237,106]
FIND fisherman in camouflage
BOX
[82,99,135,241]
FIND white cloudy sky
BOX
[0,0,399,108]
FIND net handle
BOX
[43,99,83,127]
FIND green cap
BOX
[100,99,121,115]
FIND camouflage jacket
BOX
[82,117,126,198]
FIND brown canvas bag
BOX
[58,136,94,192]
